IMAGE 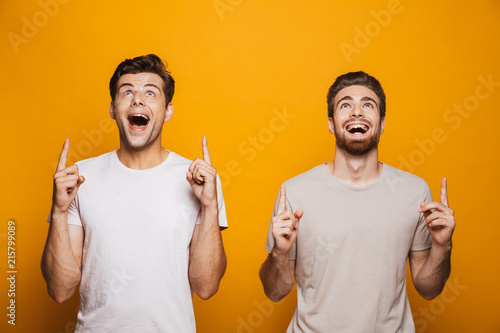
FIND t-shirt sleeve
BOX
[195,175,228,229]
[411,181,433,251]
[46,197,82,226]
[264,186,297,260]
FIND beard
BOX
[334,122,381,156]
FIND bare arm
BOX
[41,139,85,303]
[259,186,302,302]
[189,210,226,300]
[42,222,83,303]
[410,178,455,300]
[187,137,226,300]
[260,253,295,302]
[410,245,451,300]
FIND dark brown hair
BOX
[109,54,175,106]
[327,71,386,119]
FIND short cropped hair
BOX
[109,54,175,107]
[327,71,386,119]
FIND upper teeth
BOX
[132,114,149,120]
[347,124,367,131]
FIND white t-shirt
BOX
[66,150,227,332]
[265,163,432,333]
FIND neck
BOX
[116,141,169,170]
[327,146,383,187]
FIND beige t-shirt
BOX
[265,163,432,333]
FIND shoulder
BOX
[167,151,192,164]
[75,151,114,170]
[283,165,326,191]
[165,151,194,170]
[382,163,430,192]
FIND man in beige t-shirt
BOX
[259,71,456,332]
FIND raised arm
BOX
[259,186,303,302]
[41,139,85,303]
[187,137,226,300]
[410,178,455,300]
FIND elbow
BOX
[48,288,73,304]
[420,292,439,301]
[195,284,220,300]
[419,288,443,301]
[264,289,285,303]
[417,284,444,301]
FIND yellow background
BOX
[1,0,499,332]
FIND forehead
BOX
[117,72,164,90]
[334,85,379,104]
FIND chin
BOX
[336,134,380,156]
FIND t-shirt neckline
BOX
[111,150,174,173]
[320,162,387,192]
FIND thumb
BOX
[294,209,304,220]
[77,176,85,187]
[186,171,195,186]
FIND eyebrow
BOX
[336,95,378,107]
[118,83,161,91]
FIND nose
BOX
[350,104,364,118]
[131,92,145,106]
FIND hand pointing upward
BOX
[187,136,218,208]
[53,139,85,214]
[419,178,455,248]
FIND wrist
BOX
[271,247,290,261]
[432,241,453,253]
[50,209,68,221]
[201,203,218,212]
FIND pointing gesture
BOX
[271,186,303,255]
[419,178,455,247]
[187,136,218,208]
[202,136,212,166]
[53,139,85,214]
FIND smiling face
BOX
[110,72,173,151]
[329,85,385,156]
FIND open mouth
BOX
[128,113,150,128]
[346,123,369,135]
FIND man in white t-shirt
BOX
[41,54,227,332]
[259,71,456,332]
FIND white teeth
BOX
[346,124,368,132]
[129,114,149,120]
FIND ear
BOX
[164,102,173,122]
[380,117,385,134]
[109,102,115,119]
[328,117,335,134]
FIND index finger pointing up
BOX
[277,185,287,214]
[440,177,449,207]
[202,136,212,166]
[57,138,69,172]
